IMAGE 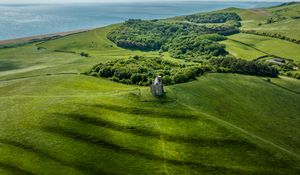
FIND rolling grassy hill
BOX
[0,73,299,175]
[221,2,300,39]
[223,33,300,61]
[219,2,300,62]
[0,2,300,175]
[220,39,266,60]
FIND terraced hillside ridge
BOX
[0,2,300,175]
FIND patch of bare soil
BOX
[249,9,270,16]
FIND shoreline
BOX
[0,29,91,46]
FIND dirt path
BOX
[249,9,270,16]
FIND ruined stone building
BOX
[150,76,164,97]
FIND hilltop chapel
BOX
[150,76,164,97]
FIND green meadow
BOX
[0,2,300,175]
[220,39,266,60]
[224,33,300,61]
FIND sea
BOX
[0,1,282,40]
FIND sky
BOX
[0,0,298,4]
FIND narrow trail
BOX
[154,120,169,174]
[178,100,300,160]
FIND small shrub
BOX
[80,52,89,57]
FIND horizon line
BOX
[0,0,297,5]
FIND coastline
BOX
[0,29,91,46]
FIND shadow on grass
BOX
[41,125,263,175]
[0,162,35,175]
[0,61,20,72]
[55,112,258,149]
[91,103,197,120]
[0,138,109,175]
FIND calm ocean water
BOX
[0,1,281,40]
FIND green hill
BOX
[0,72,299,174]
[0,2,300,175]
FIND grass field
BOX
[0,72,299,175]
[221,3,300,40]
[220,39,267,60]
[38,25,160,59]
[0,3,300,175]
[1,32,300,174]
[225,33,300,62]
[0,25,170,82]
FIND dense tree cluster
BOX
[107,19,238,59]
[283,71,300,79]
[108,19,170,51]
[88,55,280,86]
[185,12,241,23]
[98,15,283,85]
[266,16,286,24]
[210,56,279,77]
[168,34,227,59]
[89,56,205,86]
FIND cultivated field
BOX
[225,33,300,62]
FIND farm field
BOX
[226,33,300,62]
[220,39,266,60]
[0,2,300,175]
[221,2,300,40]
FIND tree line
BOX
[210,56,279,77]
[185,12,241,23]
[89,56,205,86]
[88,55,279,86]
[240,29,300,45]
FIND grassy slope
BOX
[221,3,300,39]
[0,73,299,175]
[0,25,173,82]
[0,6,300,175]
[226,33,300,62]
[219,3,300,61]
[39,25,160,59]
[220,39,266,60]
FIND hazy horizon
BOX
[0,1,281,40]
[0,0,298,4]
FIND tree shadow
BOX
[41,125,257,175]
[54,112,258,149]
[0,162,35,175]
[90,103,197,120]
[0,138,108,175]
[0,61,20,72]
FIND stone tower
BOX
[150,76,164,97]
